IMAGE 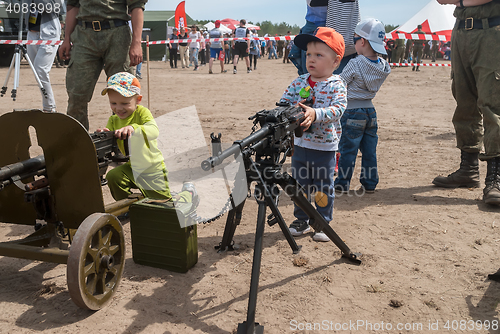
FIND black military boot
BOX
[483,157,500,206]
[432,150,480,188]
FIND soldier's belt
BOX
[77,19,129,32]
[456,16,500,30]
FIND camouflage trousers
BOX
[394,46,405,63]
[451,25,500,160]
[66,24,132,130]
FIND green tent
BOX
[143,10,195,61]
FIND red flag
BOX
[175,1,187,33]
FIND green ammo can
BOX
[129,199,198,273]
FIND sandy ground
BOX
[0,54,500,334]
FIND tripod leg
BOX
[264,185,301,254]
[237,199,265,334]
[11,45,22,100]
[216,197,246,252]
[275,172,361,264]
[1,55,16,97]
[22,46,48,99]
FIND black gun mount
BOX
[201,102,304,172]
[202,103,361,334]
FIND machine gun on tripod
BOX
[202,102,361,334]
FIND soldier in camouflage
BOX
[434,0,500,206]
[59,0,147,130]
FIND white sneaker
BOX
[313,231,330,242]
[233,68,237,74]
[289,220,311,236]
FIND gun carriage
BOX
[0,109,140,310]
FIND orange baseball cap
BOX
[294,27,345,59]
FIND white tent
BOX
[204,22,233,34]
[391,1,455,40]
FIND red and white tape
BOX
[0,39,63,46]
[385,32,450,42]
[0,32,451,46]
[0,36,294,46]
[389,63,451,67]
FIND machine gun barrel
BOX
[0,130,128,190]
[201,103,306,171]
[201,124,272,171]
[0,155,45,183]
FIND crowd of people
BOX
[383,26,452,67]
[166,21,294,74]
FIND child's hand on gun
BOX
[114,125,135,140]
[298,101,316,131]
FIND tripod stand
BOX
[202,103,362,333]
[0,4,47,101]
[215,152,362,334]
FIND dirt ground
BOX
[0,54,500,334]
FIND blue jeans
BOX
[189,47,199,66]
[136,62,142,76]
[291,146,336,223]
[289,21,317,75]
[335,108,379,191]
[268,45,277,59]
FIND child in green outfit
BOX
[98,72,195,203]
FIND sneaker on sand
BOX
[233,68,237,74]
[247,69,252,73]
[313,231,330,242]
[181,182,200,210]
[289,220,311,236]
[358,185,375,194]
[209,69,213,74]
[334,184,349,194]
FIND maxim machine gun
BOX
[202,103,361,334]
[0,109,140,311]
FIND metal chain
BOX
[189,195,233,224]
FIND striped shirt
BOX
[325,0,360,57]
[340,56,390,109]
[280,74,347,152]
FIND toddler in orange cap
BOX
[97,72,195,204]
[280,27,347,242]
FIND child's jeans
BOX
[291,146,336,223]
[335,107,379,191]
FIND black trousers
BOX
[169,48,178,68]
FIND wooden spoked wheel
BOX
[67,213,125,310]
